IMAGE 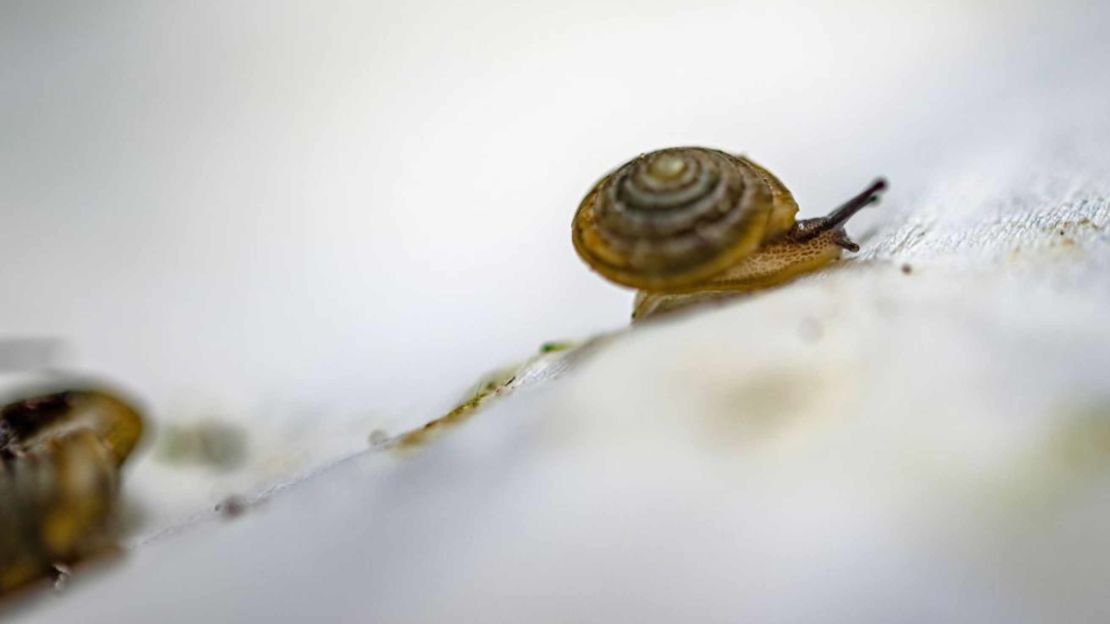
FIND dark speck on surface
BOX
[215,496,248,519]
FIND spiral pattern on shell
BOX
[572,147,777,291]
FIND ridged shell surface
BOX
[572,147,776,291]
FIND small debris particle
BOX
[368,429,390,447]
[156,419,248,471]
[900,263,913,274]
[539,340,574,353]
[215,496,248,519]
[49,564,71,592]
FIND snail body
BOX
[571,147,886,321]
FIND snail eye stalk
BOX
[791,178,887,242]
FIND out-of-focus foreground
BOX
[3,0,1110,621]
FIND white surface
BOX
[3,0,1101,525]
[4,0,1110,621]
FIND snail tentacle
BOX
[789,178,887,243]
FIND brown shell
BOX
[1,389,144,595]
[571,147,799,292]
[0,390,143,467]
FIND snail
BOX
[572,147,886,321]
[0,389,143,595]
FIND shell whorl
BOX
[572,147,776,291]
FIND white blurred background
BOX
[6,2,1110,621]
[1,0,1106,493]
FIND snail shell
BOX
[571,147,800,292]
[0,389,144,594]
[572,147,885,320]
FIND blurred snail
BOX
[1,389,143,595]
[572,147,886,321]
